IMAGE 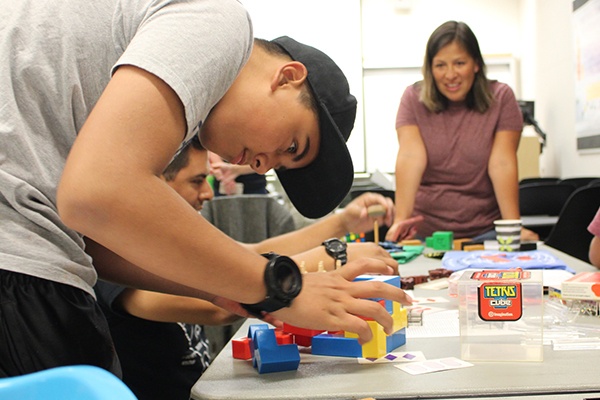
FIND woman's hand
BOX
[385,215,424,242]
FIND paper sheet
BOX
[406,309,459,338]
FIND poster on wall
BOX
[573,0,600,151]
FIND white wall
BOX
[240,0,367,171]
[241,0,600,178]
[533,0,600,178]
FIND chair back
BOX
[519,177,560,186]
[200,194,296,243]
[559,177,600,189]
[0,365,137,400]
[544,186,600,262]
[585,178,600,187]
[519,182,576,216]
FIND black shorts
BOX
[0,269,121,378]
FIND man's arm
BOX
[247,192,394,255]
[58,65,409,343]
[58,65,267,305]
[116,288,241,325]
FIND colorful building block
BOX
[311,333,362,357]
[386,327,407,351]
[252,328,300,374]
[233,271,409,370]
[282,323,324,337]
[232,337,252,360]
[274,329,294,345]
[432,231,453,250]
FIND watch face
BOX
[325,238,346,253]
[328,241,345,252]
[270,256,302,301]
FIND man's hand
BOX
[272,258,412,344]
[346,242,399,274]
[339,192,394,234]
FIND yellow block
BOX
[464,244,485,251]
[361,320,387,359]
[392,303,408,332]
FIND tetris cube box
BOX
[458,269,543,362]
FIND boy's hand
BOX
[272,257,412,344]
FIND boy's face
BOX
[163,148,214,211]
[200,76,320,176]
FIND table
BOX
[191,245,600,400]
[521,215,559,228]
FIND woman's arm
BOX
[488,129,521,219]
[386,125,427,241]
[488,129,539,241]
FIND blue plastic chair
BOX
[0,365,137,400]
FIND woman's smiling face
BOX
[431,40,480,103]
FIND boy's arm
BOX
[117,288,242,326]
[59,65,409,343]
[247,192,394,255]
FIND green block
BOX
[432,231,453,250]
[425,236,434,248]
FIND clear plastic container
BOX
[458,269,544,362]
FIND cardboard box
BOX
[561,272,600,300]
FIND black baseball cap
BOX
[271,36,357,219]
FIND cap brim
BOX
[276,101,354,219]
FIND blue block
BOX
[248,324,270,368]
[311,333,362,358]
[386,327,406,352]
[253,328,300,374]
[354,274,401,289]
[353,275,401,313]
[247,323,270,339]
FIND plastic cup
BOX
[494,219,522,251]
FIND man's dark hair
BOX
[254,38,318,115]
[163,135,204,181]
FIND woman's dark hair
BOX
[420,21,494,113]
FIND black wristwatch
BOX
[322,238,347,266]
[241,253,303,317]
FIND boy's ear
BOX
[270,61,308,91]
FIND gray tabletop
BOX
[191,245,600,400]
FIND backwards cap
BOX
[272,36,357,219]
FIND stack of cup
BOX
[493,219,522,251]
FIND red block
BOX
[282,323,324,337]
[274,329,294,345]
[232,337,252,360]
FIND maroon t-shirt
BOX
[396,81,523,238]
